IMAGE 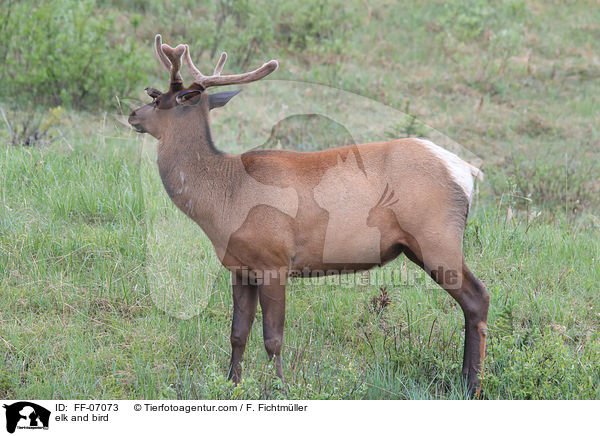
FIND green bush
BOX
[485,328,600,399]
[437,0,526,43]
[489,155,596,216]
[97,0,355,70]
[273,1,356,55]
[436,0,528,95]
[0,0,146,109]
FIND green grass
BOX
[1,0,599,399]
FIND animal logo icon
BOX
[3,402,50,434]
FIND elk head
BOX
[128,34,279,139]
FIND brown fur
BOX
[128,38,490,397]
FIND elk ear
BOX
[175,89,203,106]
[209,89,241,110]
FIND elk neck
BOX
[155,105,237,228]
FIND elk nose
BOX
[128,111,138,126]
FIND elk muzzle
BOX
[128,109,146,133]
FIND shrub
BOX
[0,106,65,147]
[98,0,355,70]
[485,328,600,399]
[273,1,356,55]
[489,156,596,216]
[436,0,528,95]
[0,0,146,109]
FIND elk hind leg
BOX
[403,235,489,397]
[454,263,489,397]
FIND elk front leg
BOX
[228,280,259,384]
[258,273,287,381]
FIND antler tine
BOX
[183,45,278,90]
[154,34,171,73]
[214,52,227,76]
[183,44,205,83]
[154,34,184,84]
[202,60,278,88]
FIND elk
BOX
[128,35,490,397]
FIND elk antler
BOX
[154,34,186,85]
[183,45,278,90]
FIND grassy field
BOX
[1,0,599,400]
